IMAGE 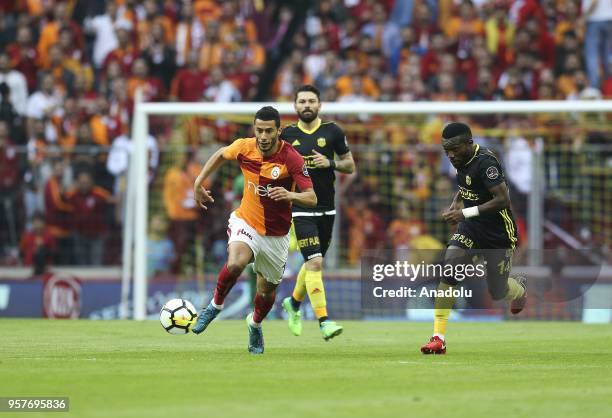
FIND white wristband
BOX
[462,206,480,218]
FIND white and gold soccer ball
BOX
[159,298,198,334]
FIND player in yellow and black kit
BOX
[421,122,528,355]
[280,85,355,340]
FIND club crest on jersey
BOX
[486,166,499,180]
[271,166,281,179]
[302,164,310,177]
[317,137,326,147]
[465,175,471,185]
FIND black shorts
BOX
[448,220,515,250]
[446,221,515,298]
[293,215,335,261]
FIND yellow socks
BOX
[291,264,307,303]
[305,269,327,319]
[505,277,526,300]
[433,282,456,339]
[292,264,329,320]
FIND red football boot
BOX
[421,336,446,354]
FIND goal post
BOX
[129,100,612,320]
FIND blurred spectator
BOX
[107,77,131,136]
[378,74,397,101]
[523,17,555,69]
[557,53,583,98]
[304,35,329,82]
[170,52,207,102]
[0,120,21,257]
[218,1,257,45]
[72,123,112,191]
[0,52,28,116]
[444,0,484,60]
[26,118,58,201]
[163,152,200,274]
[25,72,60,135]
[505,136,533,217]
[127,58,165,101]
[89,97,117,147]
[20,212,56,274]
[411,1,439,51]
[84,1,119,69]
[203,66,241,102]
[136,0,175,52]
[5,26,38,92]
[66,171,113,266]
[469,69,502,100]
[336,58,380,98]
[198,20,223,72]
[103,19,138,76]
[0,120,19,188]
[420,32,447,85]
[175,0,205,67]
[51,96,79,152]
[338,76,372,102]
[602,76,612,98]
[45,44,76,96]
[233,27,265,74]
[555,30,581,77]
[147,214,176,278]
[390,0,415,27]
[387,203,426,255]
[314,51,342,95]
[44,158,73,265]
[263,6,293,51]
[37,1,84,70]
[345,198,385,266]
[498,65,529,100]
[361,3,401,58]
[273,50,305,101]
[0,10,15,50]
[432,72,466,101]
[106,130,159,189]
[0,82,26,144]
[141,21,176,90]
[581,0,612,88]
[485,2,515,70]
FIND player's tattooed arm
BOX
[268,187,317,207]
[335,151,355,174]
[193,146,228,210]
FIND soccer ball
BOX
[159,298,198,334]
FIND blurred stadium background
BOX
[0,0,610,322]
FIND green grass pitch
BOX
[2,320,611,418]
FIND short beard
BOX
[298,110,318,124]
[257,137,277,152]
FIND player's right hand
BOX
[194,185,214,210]
[442,209,464,225]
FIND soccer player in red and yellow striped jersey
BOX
[191,106,316,354]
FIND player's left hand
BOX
[442,209,465,225]
[311,150,331,168]
[268,186,293,202]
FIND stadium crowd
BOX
[0,0,610,271]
